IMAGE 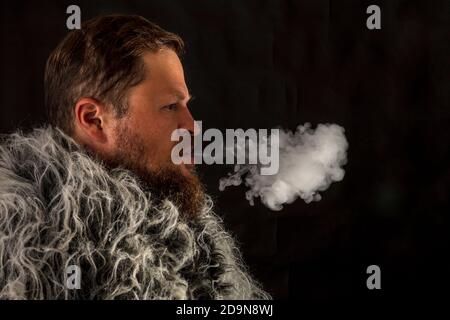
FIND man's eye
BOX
[163,103,178,111]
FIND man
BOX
[0,14,270,300]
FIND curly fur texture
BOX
[0,127,270,300]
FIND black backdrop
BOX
[1,0,449,300]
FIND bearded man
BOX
[0,14,270,300]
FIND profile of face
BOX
[112,49,195,175]
[73,48,205,217]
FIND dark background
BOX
[1,0,449,301]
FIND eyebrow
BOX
[171,91,194,103]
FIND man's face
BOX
[118,48,195,174]
[105,48,204,217]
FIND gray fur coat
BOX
[0,127,270,300]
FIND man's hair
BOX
[44,14,184,134]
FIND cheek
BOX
[141,123,179,161]
[130,110,179,158]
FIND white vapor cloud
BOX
[219,123,349,211]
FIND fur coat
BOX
[0,127,270,300]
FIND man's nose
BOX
[178,106,196,135]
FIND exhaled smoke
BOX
[219,123,348,211]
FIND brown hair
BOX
[44,14,184,134]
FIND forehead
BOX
[140,49,189,98]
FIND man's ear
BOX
[74,98,110,144]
